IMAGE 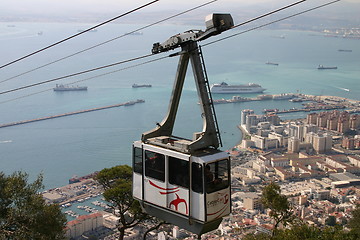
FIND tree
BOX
[261,182,295,232]
[95,165,149,240]
[0,171,66,239]
[325,216,337,226]
[272,224,359,240]
[249,186,257,192]
[244,223,359,240]
[348,204,360,237]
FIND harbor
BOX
[0,99,144,129]
[212,93,360,114]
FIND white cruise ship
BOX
[210,82,265,94]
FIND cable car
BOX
[132,13,233,237]
[133,139,230,235]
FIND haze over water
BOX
[0,22,359,189]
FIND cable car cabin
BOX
[132,140,231,235]
[132,14,233,235]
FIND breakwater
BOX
[0,99,144,129]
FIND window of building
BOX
[205,159,229,194]
[169,157,189,189]
[145,151,165,182]
[133,147,143,174]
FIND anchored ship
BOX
[53,84,87,91]
[266,61,279,66]
[317,65,337,70]
[132,83,152,88]
[210,82,265,94]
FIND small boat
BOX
[338,49,352,52]
[263,108,279,113]
[266,61,279,66]
[289,98,303,102]
[124,101,136,106]
[317,65,337,70]
[53,84,87,91]
[132,84,152,88]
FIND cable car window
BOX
[145,151,165,182]
[133,147,143,174]
[192,163,203,193]
[169,157,189,188]
[206,159,229,194]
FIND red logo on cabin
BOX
[206,192,229,218]
[149,180,188,214]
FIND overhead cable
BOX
[0,0,217,84]
[0,54,154,95]
[0,0,159,70]
[203,0,340,47]
[0,55,168,104]
[231,0,306,29]
[0,0,340,97]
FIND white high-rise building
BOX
[288,136,300,153]
[313,133,332,153]
[304,124,318,136]
[241,109,255,125]
[246,114,258,131]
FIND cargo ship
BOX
[317,65,337,70]
[132,84,152,88]
[266,61,279,66]
[210,82,265,94]
[53,84,87,91]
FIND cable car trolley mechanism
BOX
[132,13,234,237]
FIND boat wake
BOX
[336,87,350,92]
[0,140,13,144]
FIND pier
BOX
[0,99,145,129]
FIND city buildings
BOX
[65,212,104,239]
[240,109,360,153]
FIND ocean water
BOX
[0,22,359,189]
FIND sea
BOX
[0,22,359,189]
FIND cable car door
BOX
[205,159,231,222]
[143,150,189,216]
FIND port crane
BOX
[132,13,234,236]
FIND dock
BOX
[0,99,145,129]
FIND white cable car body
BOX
[133,141,230,234]
[132,13,234,236]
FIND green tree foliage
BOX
[272,224,359,240]
[261,182,295,231]
[95,165,149,240]
[325,216,337,226]
[0,171,66,239]
[245,223,359,240]
[249,186,257,192]
[348,204,360,236]
[245,183,360,240]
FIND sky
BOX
[0,0,359,25]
